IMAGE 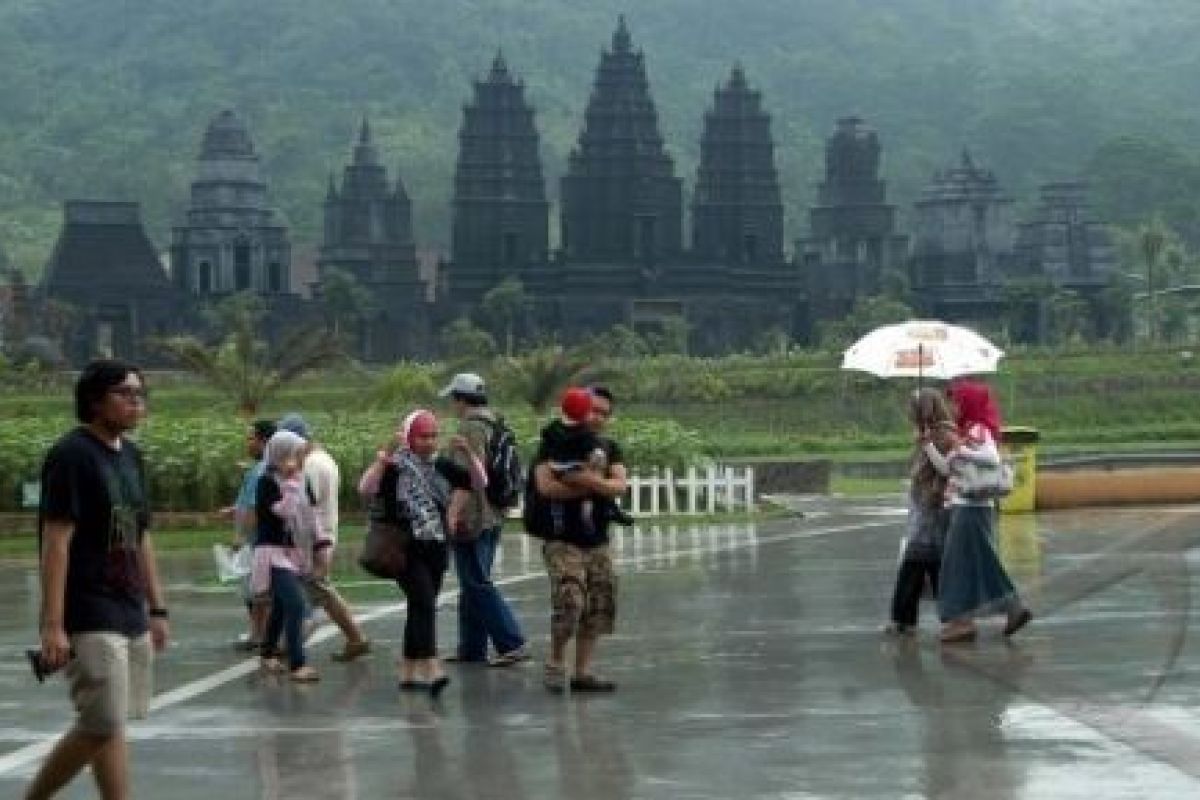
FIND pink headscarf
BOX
[947,379,1002,441]
[400,409,438,450]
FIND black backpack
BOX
[521,463,551,539]
[480,417,523,510]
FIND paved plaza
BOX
[0,499,1197,798]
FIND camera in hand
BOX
[25,649,72,683]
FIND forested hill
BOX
[3,0,1200,271]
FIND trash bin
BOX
[999,427,1039,513]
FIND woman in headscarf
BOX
[253,430,329,681]
[923,380,1032,643]
[358,410,486,698]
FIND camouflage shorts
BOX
[543,541,617,640]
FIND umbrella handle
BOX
[917,342,923,390]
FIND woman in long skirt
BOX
[923,380,1033,643]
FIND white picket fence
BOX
[625,465,756,516]
[509,464,756,518]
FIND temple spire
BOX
[612,15,632,53]
[353,115,379,166]
[490,49,509,81]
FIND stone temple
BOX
[24,16,1122,363]
[171,110,292,298]
[319,118,429,360]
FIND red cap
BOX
[560,387,594,424]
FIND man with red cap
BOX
[529,386,631,693]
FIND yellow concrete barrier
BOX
[1037,467,1200,510]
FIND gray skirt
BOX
[937,504,1018,622]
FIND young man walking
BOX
[438,373,528,666]
[227,419,275,651]
[25,360,170,800]
[533,386,628,693]
[277,413,371,662]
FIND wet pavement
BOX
[0,499,1198,798]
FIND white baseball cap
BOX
[438,372,487,398]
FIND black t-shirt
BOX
[39,427,151,636]
[531,433,625,548]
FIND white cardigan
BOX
[923,424,1001,507]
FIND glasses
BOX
[108,386,148,403]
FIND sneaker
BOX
[569,674,617,693]
[488,645,531,667]
[543,663,566,694]
[290,665,320,683]
[233,637,262,653]
[331,639,372,663]
[398,680,429,692]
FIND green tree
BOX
[153,293,345,416]
[1138,220,1169,344]
[439,317,497,361]
[582,324,647,360]
[480,277,531,357]
[1087,137,1200,246]
[1096,278,1134,344]
[1000,278,1051,345]
[1047,288,1089,347]
[317,267,377,337]
[819,295,914,350]
[646,316,691,356]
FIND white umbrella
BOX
[841,320,1004,381]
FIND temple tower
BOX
[171,110,291,296]
[560,17,682,267]
[448,53,549,300]
[692,66,784,265]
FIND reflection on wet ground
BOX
[0,500,1198,798]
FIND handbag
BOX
[358,517,412,579]
[357,461,413,579]
[957,457,1015,500]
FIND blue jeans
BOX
[452,526,525,660]
[264,567,309,670]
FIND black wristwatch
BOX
[149,607,169,619]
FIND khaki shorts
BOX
[543,542,617,640]
[66,632,153,735]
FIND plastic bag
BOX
[213,543,252,584]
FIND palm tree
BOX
[496,346,618,414]
[153,293,345,416]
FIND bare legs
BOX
[25,728,128,800]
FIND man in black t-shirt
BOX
[26,360,170,800]
[533,386,629,693]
